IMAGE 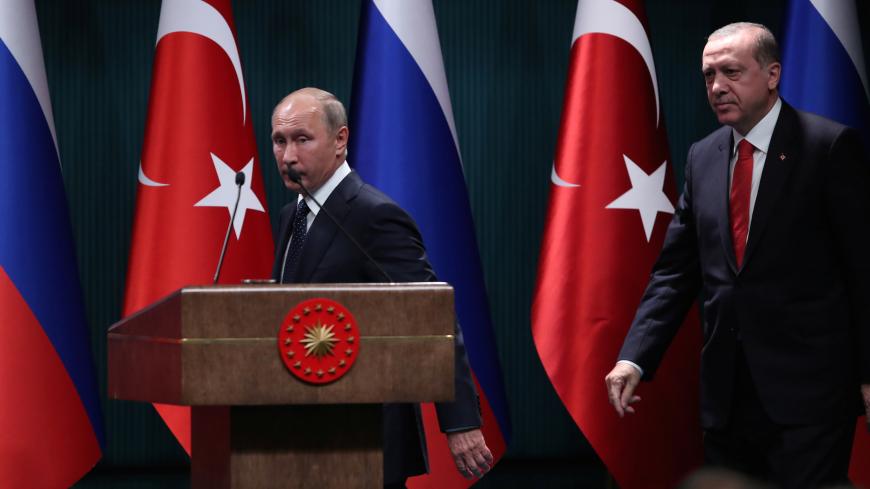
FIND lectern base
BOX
[191,405,383,489]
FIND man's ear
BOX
[335,126,349,157]
[767,61,781,91]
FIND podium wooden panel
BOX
[108,283,456,489]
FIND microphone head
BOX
[285,166,303,184]
[235,171,246,185]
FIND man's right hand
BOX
[605,362,642,417]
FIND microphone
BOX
[213,171,246,284]
[285,166,393,282]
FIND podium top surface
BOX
[108,283,457,405]
[111,282,454,338]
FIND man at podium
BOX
[269,87,493,488]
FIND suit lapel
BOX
[293,172,363,283]
[714,131,739,275]
[741,104,798,268]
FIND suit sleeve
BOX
[364,201,482,431]
[618,144,703,380]
[824,128,870,383]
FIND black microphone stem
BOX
[213,174,245,284]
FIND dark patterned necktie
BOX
[282,199,309,282]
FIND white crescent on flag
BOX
[137,161,169,187]
[552,0,660,187]
[572,0,660,124]
[157,0,247,123]
[550,162,580,187]
[139,0,247,188]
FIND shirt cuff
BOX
[617,359,644,377]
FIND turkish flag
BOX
[123,0,273,454]
[531,1,702,488]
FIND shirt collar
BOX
[297,160,352,217]
[732,97,781,156]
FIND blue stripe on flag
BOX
[0,38,104,446]
[350,0,511,439]
[780,0,870,140]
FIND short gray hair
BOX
[708,22,780,67]
[274,87,348,134]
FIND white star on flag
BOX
[606,155,675,242]
[195,153,265,239]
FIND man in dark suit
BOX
[604,22,870,488]
[270,87,493,488]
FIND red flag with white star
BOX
[123,0,273,454]
[531,1,702,488]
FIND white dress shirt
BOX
[729,97,782,237]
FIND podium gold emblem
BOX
[278,298,360,385]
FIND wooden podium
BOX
[108,283,456,489]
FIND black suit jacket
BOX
[619,102,870,429]
[272,171,481,483]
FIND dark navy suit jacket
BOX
[619,102,870,429]
[272,170,481,483]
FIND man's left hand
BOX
[862,384,870,430]
[446,428,493,479]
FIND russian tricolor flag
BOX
[350,0,511,486]
[0,1,103,486]
[780,0,870,485]
[781,0,870,141]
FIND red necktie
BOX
[730,139,754,267]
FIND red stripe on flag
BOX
[408,375,507,489]
[153,404,192,455]
[0,266,101,487]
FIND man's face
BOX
[271,95,347,193]
[701,29,780,135]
